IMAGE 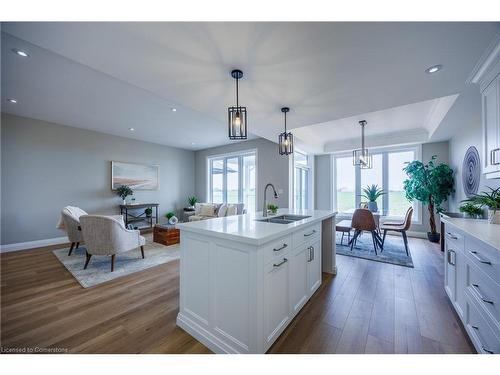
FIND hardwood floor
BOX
[0,237,474,354]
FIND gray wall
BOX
[194,138,290,210]
[446,87,500,212]
[314,154,332,210]
[313,141,450,234]
[1,113,195,245]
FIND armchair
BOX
[79,215,146,272]
[59,206,88,256]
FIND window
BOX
[293,151,312,210]
[333,146,420,221]
[208,151,256,212]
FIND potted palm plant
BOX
[187,196,198,210]
[461,187,500,224]
[403,155,454,242]
[458,202,483,219]
[360,184,385,212]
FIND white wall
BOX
[445,86,500,212]
[1,113,195,245]
[194,138,290,210]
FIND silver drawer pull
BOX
[273,243,288,252]
[311,246,314,261]
[307,246,312,262]
[446,232,458,240]
[491,148,500,166]
[304,230,316,237]
[471,326,495,353]
[447,249,456,266]
[273,258,288,268]
[469,251,492,265]
[471,284,494,304]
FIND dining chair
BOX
[350,208,383,254]
[380,207,414,256]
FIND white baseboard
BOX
[0,236,69,253]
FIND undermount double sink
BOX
[256,214,311,224]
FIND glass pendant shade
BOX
[352,120,372,169]
[278,107,293,155]
[228,69,247,140]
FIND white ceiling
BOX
[1,22,499,151]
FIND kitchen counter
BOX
[176,208,336,246]
[441,217,500,251]
[176,208,336,353]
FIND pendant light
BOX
[278,107,293,155]
[353,120,372,169]
[228,69,247,140]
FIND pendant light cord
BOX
[361,122,365,151]
[236,77,239,108]
[284,111,287,132]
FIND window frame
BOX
[206,149,258,211]
[290,150,314,210]
[331,144,422,224]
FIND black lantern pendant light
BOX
[278,107,293,155]
[353,120,372,169]
[228,69,247,140]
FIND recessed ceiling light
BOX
[6,98,18,104]
[12,49,29,58]
[129,127,135,131]
[191,142,196,146]
[171,107,177,112]
[425,64,443,74]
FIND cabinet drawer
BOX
[466,260,500,330]
[465,236,500,283]
[292,223,320,247]
[263,235,292,264]
[444,226,465,252]
[466,294,500,354]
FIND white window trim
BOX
[206,148,258,210]
[290,150,314,210]
[331,144,422,224]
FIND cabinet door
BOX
[264,257,290,346]
[444,246,456,303]
[482,75,500,175]
[290,245,309,315]
[307,239,322,296]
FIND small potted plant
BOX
[267,203,279,215]
[187,196,198,210]
[461,187,500,224]
[458,202,483,219]
[145,207,153,217]
[166,211,178,225]
[360,184,385,212]
[116,185,133,205]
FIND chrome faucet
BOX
[262,183,279,217]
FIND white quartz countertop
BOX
[441,217,500,251]
[176,209,336,246]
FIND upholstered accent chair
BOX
[350,208,384,254]
[60,206,88,256]
[380,207,414,256]
[79,215,146,272]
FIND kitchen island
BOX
[175,209,336,353]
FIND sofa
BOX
[188,203,245,222]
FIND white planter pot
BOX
[488,209,500,224]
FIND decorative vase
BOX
[488,209,500,224]
[168,216,179,225]
[367,201,378,212]
[122,199,127,205]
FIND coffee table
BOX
[153,224,180,246]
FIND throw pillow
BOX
[200,204,215,217]
[226,204,237,216]
[218,204,228,217]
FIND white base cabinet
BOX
[444,222,500,353]
[177,221,326,353]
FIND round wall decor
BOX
[462,146,480,197]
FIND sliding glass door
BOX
[209,151,256,212]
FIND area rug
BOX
[52,234,179,288]
[336,233,414,268]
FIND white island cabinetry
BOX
[176,209,335,354]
